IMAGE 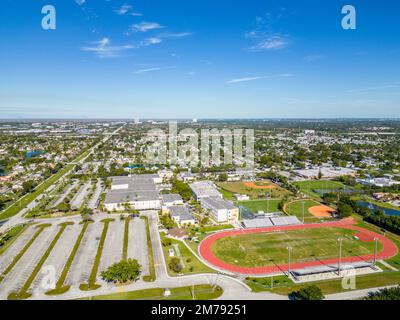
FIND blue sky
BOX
[0,0,399,119]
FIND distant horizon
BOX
[1,117,400,122]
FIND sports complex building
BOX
[104,174,162,211]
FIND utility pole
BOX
[373,237,378,265]
[287,246,293,278]
[338,238,343,275]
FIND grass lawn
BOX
[246,275,294,292]
[211,227,381,268]
[202,224,234,233]
[219,188,235,201]
[271,271,400,296]
[78,284,223,300]
[237,199,282,214]
[285,199,328,222]
[141,216,156,282]
[162,238,216,275]
[122,216,132,260]
[80,219,114,291]
[294,180,345,199]
[217,181,290,200]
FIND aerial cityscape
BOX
[1,0,400,311]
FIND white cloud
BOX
[114,4,142,16]
[129,22,165,33]
[159,32,192,38]
[248,35,289,51]
[114,5,132,15]
[82,38,134,58]
[140,37,163,47]
[133,66,176,74]
[74,0,86,5]
[246,11,291,51]
[226,76,267,84]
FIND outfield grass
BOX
[141,216,156,282]
[211,227,381,268]
[8,222,73,300]
[237,199,282,214]
[78,284,223,300]
[46,221,91,296]
[80,219,114,291]
[162,238,216,276]
[294,180,345,199]
[285,199,327,222]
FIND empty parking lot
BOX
[0,216,150,299]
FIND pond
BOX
[357,201,400,217]
[127,164,144,169]
[25,150,45,158]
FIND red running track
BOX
[199,219,398,275]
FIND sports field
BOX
[285,199,334,222]
[210,227,379,268]
[199,221,398,275]
[237,199,281,213]
[217,181,290,199]
[293,180,344,198]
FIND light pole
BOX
[373,237,378,265]
[287,246,293,277]
[338,238,343,275]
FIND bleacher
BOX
[270,216,301,226]
[242,215,301,228]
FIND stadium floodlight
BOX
[373,237,378,265]
[287,246,293,277]
[337,237,343,275]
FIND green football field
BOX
[237,199,282,213]
[211,227,381,268]
[293,180,345,198]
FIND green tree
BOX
[290,285,325,300]
[101,259,141,284]
[168,257,183,273]
[337,202,353,218]
[365,286,400,300]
